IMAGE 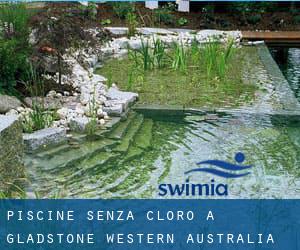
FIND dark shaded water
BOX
[269,47,300,102]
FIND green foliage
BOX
[153,38,167,69]
[21,65,55,133]
[171,42,188,73]
[294,15,300,24]
[0,2,31,95]
[85,86,99,136]
[128,38,168,72]
[101,18,112,25]
[177,17,188,26]
[154,3,176,26]
[126,12,138,37]
[247,14,262,25]
[203,38,235,80]
[112,2,135,19]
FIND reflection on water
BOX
[25,112,300,199]
[270,47,300,101]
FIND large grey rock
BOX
[24,97,63,110]
[0,95,21,113]
[0,115,24,193]
[104,27,128,35]
[106,87,138,104]
[23,127,67,151]
[137,27,176,36]
[105,87,138,116]
[69,117,90,132]
[103,103,123,117]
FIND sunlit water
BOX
[25,112,300,199]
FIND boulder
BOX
[103,103,123,117]
[106,87,138,106]
[23,127,67,151]
[0,95,22,114]
[0,115,24,192]
[24,97,63,110]
[69,117,90,132]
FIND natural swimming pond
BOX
[25,111,300,199]
[24,45,300,199]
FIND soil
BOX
[30,2,300,32]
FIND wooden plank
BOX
[242,31,300,44]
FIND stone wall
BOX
[0,115,24,194]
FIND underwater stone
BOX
[23,127,67,151]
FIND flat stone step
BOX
[108,112,136,140]
[60,152,121,185]
[113,114,144,153]
[36,144,71,159]
[133,119,153,150]
[123,145,144,163]
[37,138,118,172]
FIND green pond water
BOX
[25,111,300,198]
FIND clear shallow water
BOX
[270,47,300,102]
[25,111,300,199]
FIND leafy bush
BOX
[0,3,31,94]
[112,2,135,19]
[177,17,188,26]
[247,14,262,25]
[294,15,300,24]
[154,4,176,26]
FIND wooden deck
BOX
[242,31,300,45]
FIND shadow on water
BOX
[269,46,300,102]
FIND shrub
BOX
[177,17,188,26]
[112,2,135,20]
[294,15,300,24]
[154,4,175,26]
[0,2,31,94]
[247,14,262,25]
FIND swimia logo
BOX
[158,152,252,197]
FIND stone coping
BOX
[0,115,18,133]
[256,44,300,112]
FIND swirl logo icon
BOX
[185,152,252,178]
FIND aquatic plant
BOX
[21,64,55,133]
[126,13,138,37]
[152,38,167,69]
[85,86,99,136]
[203,38,235,79]
[140,39,153,71]
[171,42,188,73]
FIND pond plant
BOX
[97,38,257,107]
[21,64,56,133]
